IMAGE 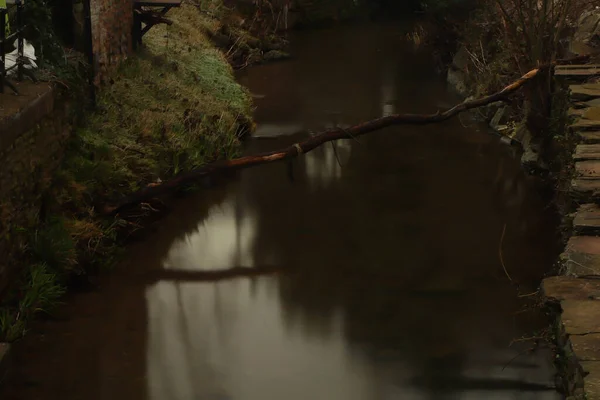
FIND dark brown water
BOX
[1,23,562,400]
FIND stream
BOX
[0,23,563,400]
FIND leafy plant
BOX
[0,263,65,342]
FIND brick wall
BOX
[90,0,133,83]
[0,86,70,296]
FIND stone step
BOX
[572,118,600,131]
[541,275,600,397]
[575,144,600,161]
[574,204,600,235]
[560,236,600,276]
[569,106,600,120]
[570,83,600,101]
[576,161,600,178]
[579,131,600,143]
[556,65,600,77]
[572,178,600,200]
[543,276,600,299]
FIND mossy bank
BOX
[0,1,255,342]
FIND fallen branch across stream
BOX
[104,55,589,216]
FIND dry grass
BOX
[48,1,253,273]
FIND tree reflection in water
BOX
[145,23,560,400]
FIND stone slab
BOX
[572,335,600,361]
[581,361,600,399]
[543,276,600,300]
[572,178,600,200]
[571,84,600,101]
[579,131,600,144]
[556,65,600,77]
[574,204,600,234]
[561,236,600,276]
[561,300,600,335]
[576,161,600,178]
[572,119,600,131]
[575,144,600,161]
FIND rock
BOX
[245,36,261,49]
[245,48,262,65]
[451,46,470,70]
[521,147,540,168]
[447,46,472,97]
[262,36,288,52]
[514,123,548,171]
[570,84,600,102]
[211,33,232,49]
[571,10,600,55]
[489,106,508,131]
[447,68,469,97]
[577,10,600,45]
[262,50,290,62]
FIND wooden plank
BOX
[579,131,600,144]
[575,144,600,161]
[574,203,600,234]
[577,161,600,178]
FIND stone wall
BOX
[90,0,133,83]
[0,85,71,296]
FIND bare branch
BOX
[103,55,589,216]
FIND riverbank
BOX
[541,76,600,399]
[0,22,562,398]
[0,1,259,342]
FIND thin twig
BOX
[518,290,539,298]
[499,223,513,282]
[331,141,342,168]
[502,346,535,370]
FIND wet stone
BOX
[575,144,600,161]
[571,334,600,361]
[570,84,600,101]
[572,178,600,200]
[579,131,600,144]
[542,276,600,300]
[573,204,600,234]
[561,236,600,276]
[576,161,600,178]
[561,300,600,335]
[572,119,600,131]
[581,361,600,399]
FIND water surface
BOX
[0,23,562,400]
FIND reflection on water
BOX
[0,22,562,400]
[162,199,259,270]
[143,23,561,400]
